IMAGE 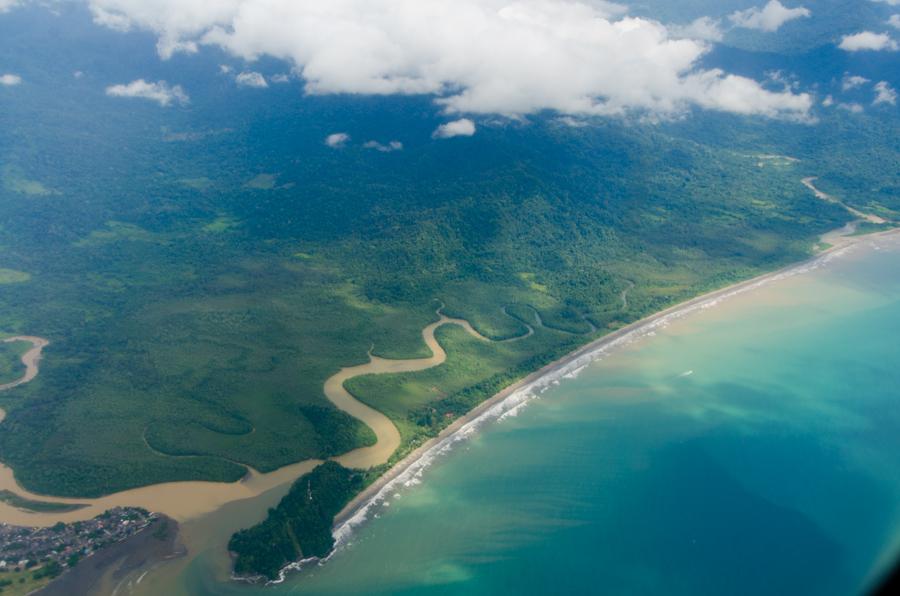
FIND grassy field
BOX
[0,271,29,286]
[0,567,55,595]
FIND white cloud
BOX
[842,74,870,91]
[235,71,268,88]
[87,0,813,121]
[271,73,290,83]
[729,1,810,32]
[766,69,799,90]
[669,17,723,42]
[874,81,897,105]
[839,102,864,113]
[873,0,900,6]
[822,94,834,107]
[839,31,899,51]
[556,115,589,127]
[363,140,403,152]
[90,0,242,59]
[890,15,900,29]
[325,132,350,148]
[0,0,22,13]
[433,118,477,138]
[219,64,233,74]
[105,79,189,106]
[0,73,22,86]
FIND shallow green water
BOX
[180,235,900,595]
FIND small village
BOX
[0,507,155,585]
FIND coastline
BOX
[331,225,900,536]
[1,219,896,584]
[235,224,899,584]
[249,226,900,596]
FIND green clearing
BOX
[0,567,55,595]
[0,270,29,285]
[179,177,214,191]
[202,215,240,233]
[244,173,278,190]
[1,166,58,197]
[73,221,162,247]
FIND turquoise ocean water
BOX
[179,235,900,595]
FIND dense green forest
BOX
[229,462,363,580]
[0,341,28,386]
[0,2,896,501]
